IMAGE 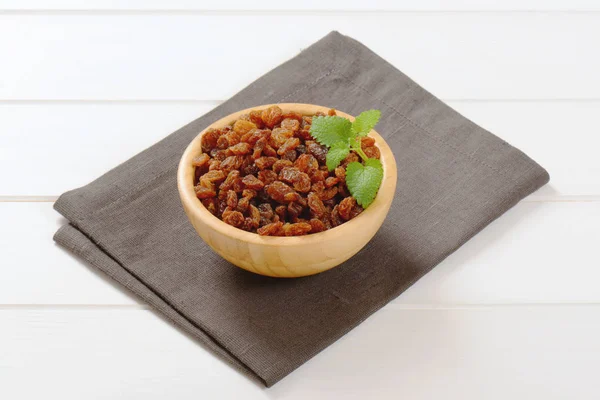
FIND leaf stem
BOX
[351,138,370,161]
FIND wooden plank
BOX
[1,101,597,197]
[0,202,139,305]
[2,306,599,398]
[1,201,598,305]
[1,14,599,100]
[1,0,599,11]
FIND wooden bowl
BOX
[177,104,397,278]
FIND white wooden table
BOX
[2,1,600,398]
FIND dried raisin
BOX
[261,106,283,129]
[242,174,265,190]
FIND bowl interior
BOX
[177,103,397,245]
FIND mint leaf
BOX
[326,141,350,171]
[351,110,381,137]
[345,158,384,208]
[309,116,352,147]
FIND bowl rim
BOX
[177,103,397,246]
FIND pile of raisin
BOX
[192,106,380,236]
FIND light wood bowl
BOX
[177,104,397,278]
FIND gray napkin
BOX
[54,31,549,386]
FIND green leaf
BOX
[351,109,381,137]
[309,116,352,147]
[326,141,350,171]
[345,158,384,208]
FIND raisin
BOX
[258,203,274,225]
[210,148,228,161]
[242,129,267,145]
[226,190,238,209]
[269,128,293,149]
[242,189,257,199]
[338,196,356,220]
[200,170,226,185]
[257,169,277,185]
[261,106,283,129]
[282,222,312,236]
[201,198,218,215]
[257,189,270,203]
[201,129,220,153]
[334,166,346,182]
[295,128,312,141]
[296,195,308,208]
[296,144,306,154]
[263,144,277,157]
[323,198,337,208]
[237,196,250,213]
[241,157,259,176]
[281,118,300,132]
[319,186,338,201]
[220,155,244,172]
[310,170,329,184]
[192,153,210,168]
[307,192,326,218]
[218,189,228,201]
[350,204,364,219]
[287,202,303,222]
[223,131,240,147]
[252,137,266,159]
[278,167,301,184]
[282,150,298,162]
[255,156,277,170]
[195,185,216,199]
[232,177,244,193]
[282,111,303,122]
[240,218,253,231]
[294,173,311,193]
[242,174,265,190]
[233,119,257,135]
[257,221,284,236]
[273,159,294,174]
[311,181,325,194]
[223,210,245,228]
[338,182,350,198]
[249,205,261,228]
[229,142,252,155]
[275,205,287,221]
[361,136,376,148]
[221,205,233,219]
[364,146,381,159]
[248,110,265,128]
[216,135,229,150]
[277,137,300,156]
[325,177,339,188]
[207,159,221,171]
[194,167,202,185]
[341,152,359,166]
[267,181,300,203]
[219,170,240,191]
[295,154,319,175]
[330,205,343,227]
[309,218,326,233]
[307,141,328,164]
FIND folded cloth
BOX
[54,31,549,386]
